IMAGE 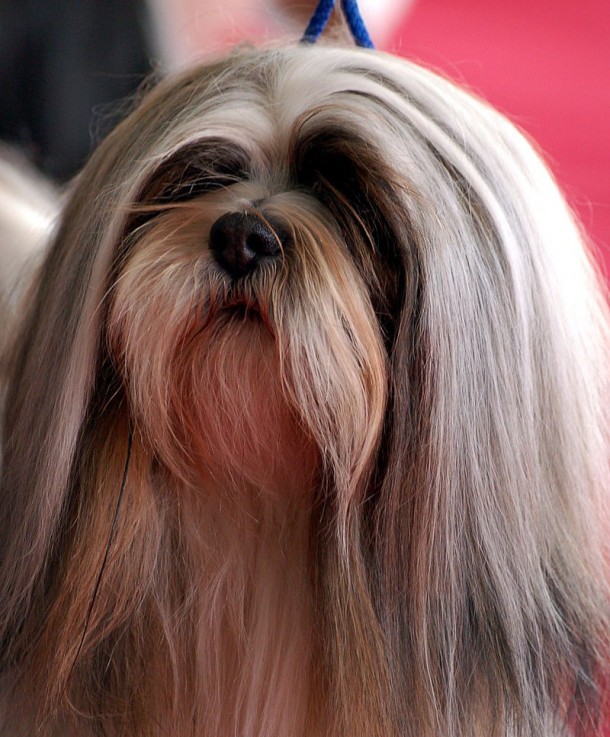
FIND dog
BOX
[1,44,609,737]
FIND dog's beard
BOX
[104,181,388,735]
[109,182,387,501]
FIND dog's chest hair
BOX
[184,491,315,737]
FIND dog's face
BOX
[2,46,609,737]
[104,53,414,503]
[108,149,390,500]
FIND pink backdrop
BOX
[387,0,610,276]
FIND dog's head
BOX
[1,46,609,737]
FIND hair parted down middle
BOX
[0,45,609,737]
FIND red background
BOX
[387,0,610,277]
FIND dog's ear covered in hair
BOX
[0,149,58,369]
[0,47,609,737]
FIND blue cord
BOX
[301,0,375,48]
[341,0,374,48]
[302,0,336,44]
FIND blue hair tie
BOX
[302,0,374,49]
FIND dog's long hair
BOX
[1,46,609,737]
[0,149,58,360]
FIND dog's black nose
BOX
[209,212,282,278]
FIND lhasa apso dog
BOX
[1,45,609,737]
